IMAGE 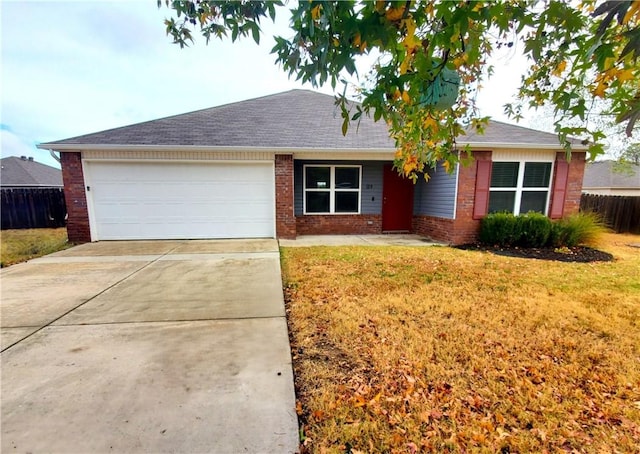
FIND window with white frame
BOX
[304,165,361,214]
[488,161,553,215]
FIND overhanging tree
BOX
[160,0,640,180]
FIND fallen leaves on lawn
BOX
[282,234,640,453]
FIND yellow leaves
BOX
[603,57,617,71]
[472,1,484,12]
[403,155,418,176]
[310,4,322,21]
[423,115,439,132]
[351,33,367,52]
[552,60,567,77]
[400,17,420,61]
[401,90,411,104]
[402,16,416,37]
[402,33,421,54]
[399,57,411,75]
[592,65,636,97]
[592,76,609,97]
[385,5,405,22]
[198,12,210,26]
[578,1,595,14]
[617,68,635,82]
[452,54,468,69]
[622,0,640,25]
[352,394,367,407]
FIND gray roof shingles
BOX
[41,89,580,150]
[583,160,640,189]
[0,156,63,188]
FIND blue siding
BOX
[294,161,384,215]
[413,163,457,219]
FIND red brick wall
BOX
[60,152,91,243]
[296,215,382,235]
[413,215,454,243]
[559,151,586,216]
[448,151,493,244]
[275,154,296,239]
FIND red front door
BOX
[382,164,415,232]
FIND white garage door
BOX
[84,161,274,240]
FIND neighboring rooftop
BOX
[39,90,585,151]
[583,160,640,192]
[0,156,63,188]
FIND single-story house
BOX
[38,90,587,244]
[582,160,640,196]
[0,156,63,189]
[1,156,66,230]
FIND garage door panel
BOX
[86,161,274,240]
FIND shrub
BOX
[479,212,520,246]
[517,212,552,248]
[551,212,607,247]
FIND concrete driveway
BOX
[1,239,298,453]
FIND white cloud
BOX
[0,129,59,168]
[1,1,331,146]
[0,0,539,154]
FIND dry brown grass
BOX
[0,228,71,267]
[281,233,640,453]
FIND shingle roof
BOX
[0,156,63,188]
[583,160,640,189]
[40,89,583,150]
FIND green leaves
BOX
[160,0,282,47]
[160,1,640,179]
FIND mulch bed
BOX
[457,244,614,263]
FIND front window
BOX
[488,161,552,215]
[304,165,361,214]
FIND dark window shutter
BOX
[549,160,569,219]
[473,160,492,219]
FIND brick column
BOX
[60,152,91,243]
[450,151,492,244]
[557,151,586,216]
[275,154,296,239]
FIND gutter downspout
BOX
[49,150,61,164]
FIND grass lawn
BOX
[281,233,640,453]
[0,228,71,267]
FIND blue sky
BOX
[2,1,530,169]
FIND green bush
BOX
[479,212,520,246]
[480,212,607,248]
[516,212,552,248]
[551,212,607,247]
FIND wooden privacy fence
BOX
[580,194,640,234]
[1,188,67,230]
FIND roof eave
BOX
[462,141,589,151]
[38,142,590,153]
[37,143,397,153]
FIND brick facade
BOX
[275,154,296,239]
[57,150,586,244]
[444,151,493,244]
[557,151,586,216]
[296,214,382,235]
[414,150,587,245]
[60,152,91,243]
[413,215,455,243]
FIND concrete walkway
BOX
[1,239,298,453]
[279,234,442,247]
